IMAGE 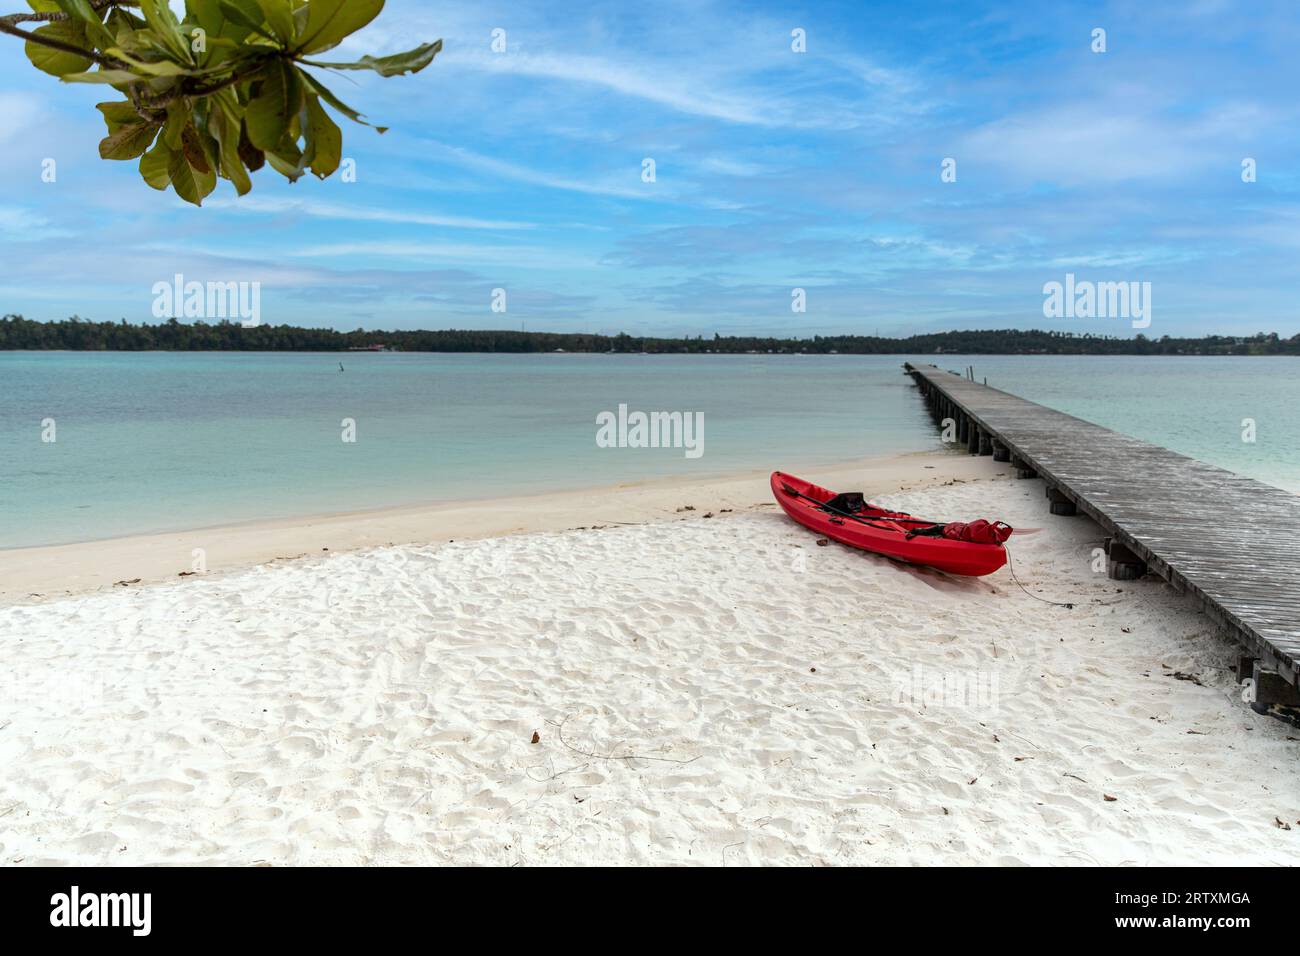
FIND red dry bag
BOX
[942,519,1013,544]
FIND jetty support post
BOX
[1252,662,1300,707]
[978,430,992,456]
[1104,538,1147,580]
[1011,457,1036,479]
[991,440,1011,462]
[1236,655,1259,684]
[967,424,980,454]
[1046,486,1076,516]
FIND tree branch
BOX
[0,19,117,67]
[0,2,141,70]
[1,0,138,23]
[183,56,284,98]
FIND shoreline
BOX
[1,450,1006,605]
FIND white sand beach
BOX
[1,453,1297,866]
[0,452,998,603]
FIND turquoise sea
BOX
[1,352,1297,548]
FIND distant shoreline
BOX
[2,316,1298,356]
[4,348,1300,357]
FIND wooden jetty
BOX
[905,362,1300,704]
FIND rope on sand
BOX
[1003,546,1075,609]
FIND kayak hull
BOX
[771,471,1007,577]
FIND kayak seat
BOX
[824,491,866,513]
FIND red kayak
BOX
[771,471,1009,577]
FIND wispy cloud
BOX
[417,140,662,201]
[0,204,52,236]
[206,195,535,230]
[0,93,41,143]
[958,98,1277,184]
[284,239,597,269]
[444,49,784,126]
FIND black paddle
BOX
[779,482,933,533]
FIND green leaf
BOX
[168,145,217,205]
[299,70,384,131]
[105,5,148,37]
[187,0,254,66]
[54,0,117,49]
[24,21,93,77]
[61,68,143,84]
[139,138,172,190]
[245,60,301,150]
[253,0,296,43]
[181,124,213,174]
[264,134,306,181]
[303,38,441,77]
[163,100,189,148]
[303,93,340,178]
[108,26,170,57]
[99,122,159,160]
[238,121,266,171]
[295,0,383,55]
[216,0,279,42]
[96,100,142,132]
[187,0,246,38]
[138,0,191,60]
[145,75,182,95]
[210,106,252,195]
[103,49,193,76]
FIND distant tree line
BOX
[2,315,1299,355]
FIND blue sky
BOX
[2,0,1299,337]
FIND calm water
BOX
[1,352,1296,547]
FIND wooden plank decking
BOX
[905,363,1300,694]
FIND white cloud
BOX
[0,204,51,235]
[0,93,41,144]
[418,141,663,201]
[958,98,1274,184]
[284,239,596,269]
[443,49,783,127]
[697,156,769,177]
[205,195,533,230]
